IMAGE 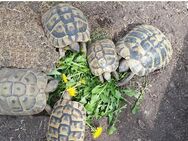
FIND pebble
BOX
[138,119,146,129]
[169,81,175,88]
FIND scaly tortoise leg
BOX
[45,104,52,115]
[81,42,87,56]
[117,72,135,87]
[112,71,119,80]
[99,75,104,83]
[59,49,66,59]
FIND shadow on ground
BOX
[148,31,188,141]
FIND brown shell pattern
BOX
[47,99,86,141]
[42,4,90,48]
[87,39,119,76]
[116,25,173,76]
[0,68,47,115]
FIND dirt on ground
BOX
[0,2,187,141]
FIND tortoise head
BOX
[116,42,131,73]
[45,77,59,93]
[69,42,80,52]
[116,42,131,59]
[118,59,129,73]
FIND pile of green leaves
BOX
[48,51,138,134]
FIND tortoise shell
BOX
[116,24,173,76]
[42,4,90,48]
[0,68,49,115]
[87,39,119,76]
[0,3,59,73]
[47,99,86,141]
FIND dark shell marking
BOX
[42,4,90,48]
[87,39,119,76]
[116,25,172,76]
[47,99,86,141]
[0,68,47,115]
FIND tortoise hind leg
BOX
[117,72,135,87]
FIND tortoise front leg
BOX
[45,104,52,115]
[117,72,135,87]
[99,75,104,83]
[81,42,87,56]
[45,93,52,115]
[112,71,119,80]
[59,48,66,59]
[45,76,59,93]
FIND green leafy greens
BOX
[48,52,138,134]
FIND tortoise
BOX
[116,24,173,86]
[0,68,58,115]
[41,4,90,58]
[0,3,59,73]
[47,91,86,141]
[87,39,119,82]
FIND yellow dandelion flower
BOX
[67,87,77,97]
[92,127,103,139]
[79,79,86,84]
[61,74,68,83]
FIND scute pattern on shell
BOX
[42,4,90,48]
[0,68,47,115]
[0,3,59,72]
[47,99,86,141]
[116,25,173,76]
[87,39,119,76]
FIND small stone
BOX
[169,81,175,88]
[138,119,146,129]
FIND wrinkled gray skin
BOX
[118,59,129,72]
[118,59,135,86]
[45,76,59,114]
